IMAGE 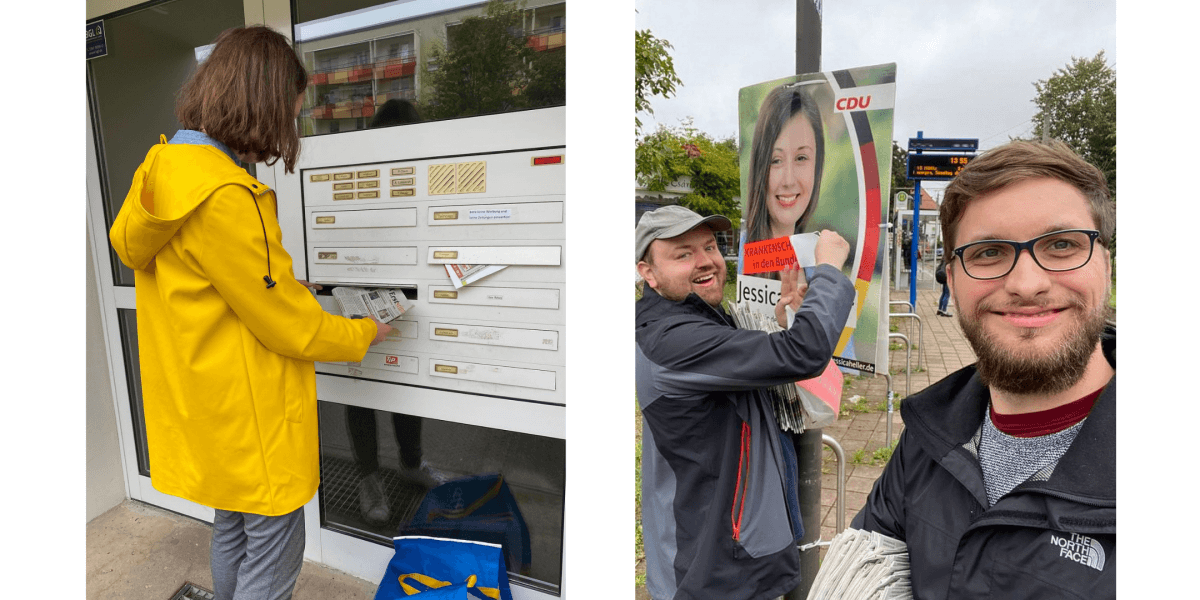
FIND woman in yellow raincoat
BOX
[109,26,391,600]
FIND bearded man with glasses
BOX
[852,140,1115,598]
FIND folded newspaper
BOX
[726,301,842,433]
[807,528,912,600]
[331,287,413,322]
[445,263,507,288]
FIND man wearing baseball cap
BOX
[635,204,855,600]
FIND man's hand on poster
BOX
[774,264,808,328]
[814,230,851,270]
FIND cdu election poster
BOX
[736,63,896,374]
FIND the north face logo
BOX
[1049,532,1105,571]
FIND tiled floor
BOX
[818,288,975,550]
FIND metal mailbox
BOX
[298,144,567,405]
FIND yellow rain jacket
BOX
[109,135,376,516]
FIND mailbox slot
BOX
[428,359,556,391]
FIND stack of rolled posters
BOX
[807,528,912,600]
[727,301,805,433]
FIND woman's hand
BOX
[367,316,394,345]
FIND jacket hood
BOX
[110,138,268,272]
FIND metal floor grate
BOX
[169,582,214,600]
[320,455,431,535]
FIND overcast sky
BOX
[635,0,1116,194]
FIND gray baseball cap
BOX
[635,205,732,262]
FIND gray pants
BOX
[211,506,305,600]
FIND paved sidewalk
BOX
[817,287,975,546]
[86,500,378,600]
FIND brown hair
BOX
[744,84,825,246]
[176,26,307,173]
[940,140,1114,251]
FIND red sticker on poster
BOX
[742,236,798,274]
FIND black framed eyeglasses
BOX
[951,229,1101,280]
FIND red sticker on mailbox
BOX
[385,355,399,365]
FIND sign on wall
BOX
[87,20,107,60]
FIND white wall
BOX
[86,231,126,522]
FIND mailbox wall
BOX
[301,146,567,404]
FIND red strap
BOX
[731,422,751,540]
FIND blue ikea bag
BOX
[400,473,532,575]
[374,536,513,600]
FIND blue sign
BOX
[87,20,107,60]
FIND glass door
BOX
[85,0,253,521]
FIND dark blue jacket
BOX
[852,328,1116,599]
[636,264,855,600]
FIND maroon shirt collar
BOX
[989,386,1105,438]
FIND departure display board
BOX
[907,153,974,180]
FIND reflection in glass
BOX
[294,0,566,137]
[318,401,564,593]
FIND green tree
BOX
[525,45,565,108]
[421,0,563,120]
[1031,51,1116,200]
[636,121,742,228]
[1031,50,1116,272]
[635,29,683,134]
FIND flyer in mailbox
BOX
[736,63,896,375]
[445,263,507,289]
[331,287,412,322]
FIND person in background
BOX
[852,140,1115,598]
[936,258,952,317]
[109,26,392,600]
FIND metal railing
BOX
[799,435,847,554]
[823,434,846,534]
[888,312,925,370]
[886,332,911,448]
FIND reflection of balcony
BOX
[374,56,417,80]
[310,67,371,85]
[302,88,417,121]
[374,89,417,105]
[526,27,565,52]
[306,98,374,120]
[309,55,417,86]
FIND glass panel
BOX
[88,0,247,286]
[116,309,150,476]
[294,0,566,137]
[318,400,565,594]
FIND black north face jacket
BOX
[852,328,1116,599]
